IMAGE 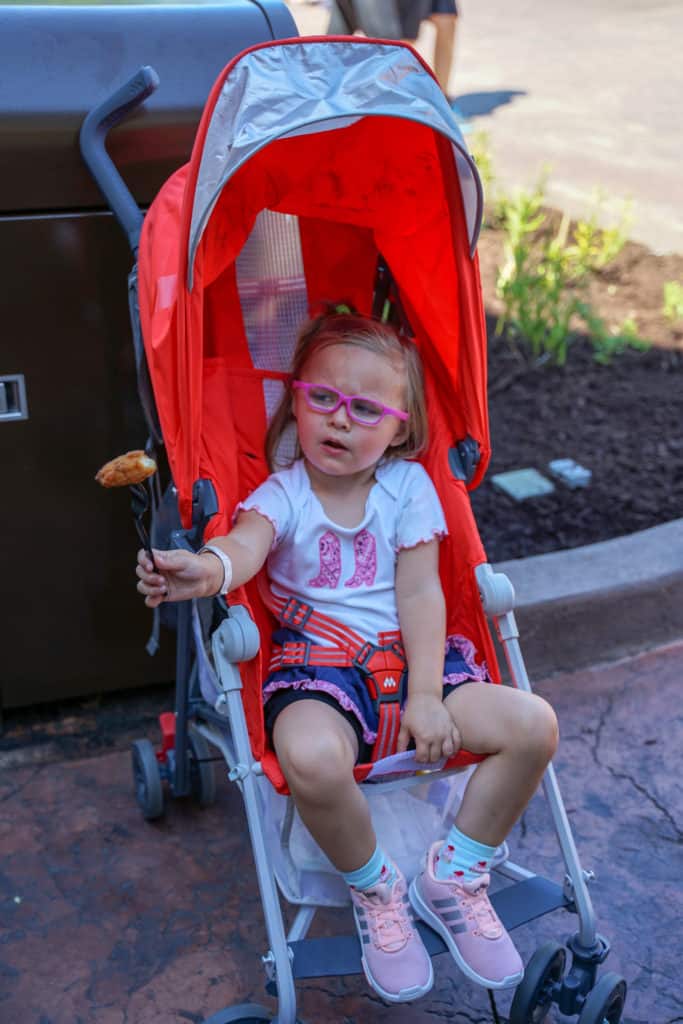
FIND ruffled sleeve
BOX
[394,462,448,552]
[233,466,298,549]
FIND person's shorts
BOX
[327,0,456,42]
[399,0,458,39]
[327,0,404,39]
[263,627,490,762]
[430,0,458,16]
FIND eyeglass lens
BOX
[307,386,383,424]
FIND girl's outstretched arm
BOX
[136,509,274,607]
[395,539,460,762]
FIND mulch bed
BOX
[469,222,683,562]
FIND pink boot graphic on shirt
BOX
[345,529,377,587]
[308,530,342,588]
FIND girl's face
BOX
[293,342,409,480]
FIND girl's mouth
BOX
[322,438,348,452]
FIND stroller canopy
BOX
[139,36,489,531]
[187,37,483,283]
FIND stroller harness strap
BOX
[260,581,407,762]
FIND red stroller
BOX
[81,34,627,1024]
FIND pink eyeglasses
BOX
[292,381,409,426]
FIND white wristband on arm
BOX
[199,544,233,597]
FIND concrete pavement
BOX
[1,641,681,1023]
[286,1,683,255]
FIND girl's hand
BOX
[135,548,222,607]
[397,694,462,764]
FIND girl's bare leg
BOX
[444,683,559,846]
[272,699,376,872]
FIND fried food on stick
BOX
[95,450,157,488]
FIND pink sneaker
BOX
[409,842,524,990]
[350,865,434,1003]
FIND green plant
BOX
[578,307,650,364]
[565,190,632,272]
[495,180,636,365]
[663,280,683,323]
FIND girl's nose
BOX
[329,400,352,428]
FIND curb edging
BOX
[493,518,683,679]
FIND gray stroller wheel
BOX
[131,739,164,820]
[577,972,627,1024]
[188,726,217,807]
[509,941,566,1023]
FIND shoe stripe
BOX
[433,897,457,908]
[441,910,463,922]
[450,922,468,935]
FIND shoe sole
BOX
[408,879,524,991]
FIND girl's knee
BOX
[277,727,355,798]
[514,693,559,762]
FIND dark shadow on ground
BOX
[454,89,526,118]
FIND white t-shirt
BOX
[237,459,447,643]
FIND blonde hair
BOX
[265,307,428,471]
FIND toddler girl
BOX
[136,308,558,1004]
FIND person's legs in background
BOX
[327,0,405,38]
[428,3,458,94]
[326,0,356,34]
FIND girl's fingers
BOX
[415,740,430,764]
[396,724,409,754]
[137,548,155,573]
[137,578,168,597]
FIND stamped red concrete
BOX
[1,642,681,1023]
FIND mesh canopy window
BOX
[235,209,308,467]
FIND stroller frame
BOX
[81,46,627,1024]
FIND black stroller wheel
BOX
[131,738,164,820]
[577,972,627,1024]
[188,726,217,807]
[509,941,566,1024]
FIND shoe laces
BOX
[454,874,502,940]
[358,880,412,953]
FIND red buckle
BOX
[353,643,407,704]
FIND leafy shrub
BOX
[495,181,640,364]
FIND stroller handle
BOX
[80,65,160,254]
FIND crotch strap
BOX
[260,581,407,762]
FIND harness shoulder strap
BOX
[257,576,368,650]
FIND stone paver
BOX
[1,642,681,1023]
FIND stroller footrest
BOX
[286,877,568,980]
[492,875,569,931]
